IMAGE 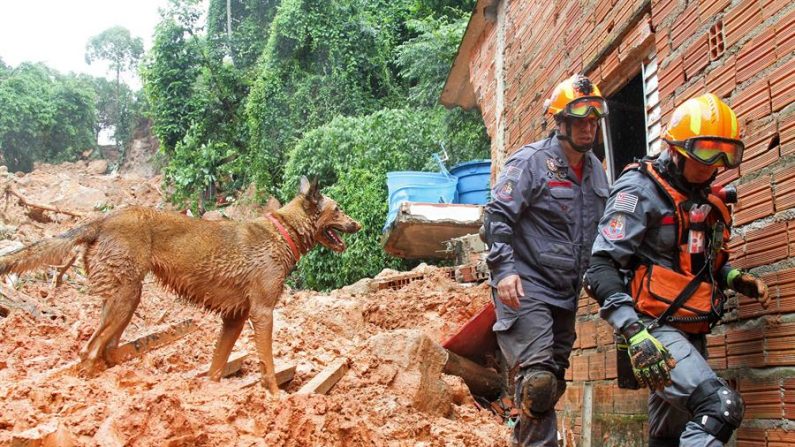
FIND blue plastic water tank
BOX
[449,159,491,205]
[384,171,457,231]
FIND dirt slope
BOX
[0,161,509,446]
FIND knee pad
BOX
[517,369,558,417]
[687,378,744,443]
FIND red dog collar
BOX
[266,214,301,261]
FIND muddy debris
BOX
[0,162,509,445]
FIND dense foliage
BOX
[141,0,490,289]
[0,63,96,172]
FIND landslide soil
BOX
[0,161,509,446]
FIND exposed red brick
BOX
[740,145,779,176]
[736,28,777,84]
[739,378,783,419]
[652,0,680,28]
[683,34,710,79]
[572,354,589,381]
[705,55,736,99]
[768,428,795,447]
[741,221,789,268]
[655,29,672,64]
[727,326,765,368]
[657,57,685,100]
[734,175,773,225]
[716,166,740,185]
[737,427,767,447]
[762,0,789,18]
[578,320,598,349]
[670,4,700,50]
[708,20,727,61]
[699,0,731,21]
[724,0,763,48]
[774,165,795,212]
[784,378,795,418]
[728,234,746,265]
[589,351,606,381]
[769,62,795,113]
[605,348,618,379]
[675,79,706,105]
[706,333,727,370]
[779,112,795,156]
[731,77,771,123]
[596,319,613,347]
[774,9,795,59]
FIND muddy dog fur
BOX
[0,177,361,394]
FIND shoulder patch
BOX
[504,165,522,181]
[496,180,515,201]
[613,192,639,213]
[602,213,627,240]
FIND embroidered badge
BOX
[613,192,639,213]
[504,165,522,181]
[602,213,626,240]
[496,180,515,200]
[546,158,557,173]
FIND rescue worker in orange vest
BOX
[483,74,609,446]
[584,94,770,446]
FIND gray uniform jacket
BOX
[486,135,609,311]
[591,152,733,330]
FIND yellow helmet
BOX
[546,75,607,118]
[663,94,744,168]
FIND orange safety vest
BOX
[626,161,732,334]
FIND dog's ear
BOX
[299,176,323,204]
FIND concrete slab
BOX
[382,202,484,259]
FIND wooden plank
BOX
[41,319,198,379]
[296,358,349,395]
[0,284,59,321]
[443,349,503,399]
[106,319,197,364]
[238,363,297,390]
[188,351,248,379]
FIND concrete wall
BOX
[459,0,795,445]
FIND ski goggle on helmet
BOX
[663,94,745,168]
[546,75,609,119]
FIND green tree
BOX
[85,26,144,90]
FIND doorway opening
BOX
[591,72,649,182]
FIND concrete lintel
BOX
[382,203,484,259]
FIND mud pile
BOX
[0,162,509,446]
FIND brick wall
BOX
[462,0,795,444]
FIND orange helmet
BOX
[663,93,744,168]
[546,75,607,118]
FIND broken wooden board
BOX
[106,319,198,364]
[296,358,349,395]
[186,351,249,379]
[382,202,483,259]
[42,319,198,379]
[237,363,297,390]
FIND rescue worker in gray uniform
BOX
[483,75,609,446]
[584,94,770,447]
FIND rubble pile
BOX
[0,161,508,446]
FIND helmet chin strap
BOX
[556,119,594,153]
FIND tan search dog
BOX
[0,177,361,394]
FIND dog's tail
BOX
[0,220,102,276]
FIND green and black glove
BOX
[728,268,770,308]
[623,321,677,391]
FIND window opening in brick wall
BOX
[605,73,648,178]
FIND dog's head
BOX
[299,176,361,252]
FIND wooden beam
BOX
[43,319,198,379]
[0,284,60,321]
[296,358,349,395]
[238,363,297,390]
[443,349,503,399]
[188,351,248,379]
[107,319,198,364]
